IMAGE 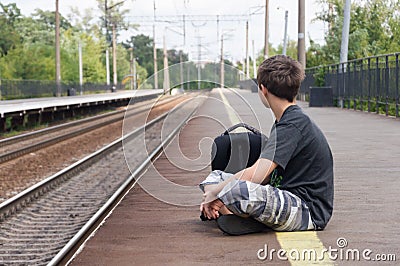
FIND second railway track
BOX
[0,94,184,164]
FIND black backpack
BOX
[211,123,268,174]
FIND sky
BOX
[2,0,327,62]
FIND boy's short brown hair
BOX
[257,55,305,102]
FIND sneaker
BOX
[216,214,270,235]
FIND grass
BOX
[0,123,49,139]
[335,97,399,117]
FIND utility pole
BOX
[246,21,250,79]
[163,35,170,94]
[298,0,306,68]
[183,15,186,47]
[220,35,224,88]
[264,0,269,59]
[79,42,83,95]
[338,0,351,108]
[340,0,351,69]
[181,15,185,90]
[252,40,257,78]
[214,16,219,84]
[133,57,137,90]
[105,0,110,86]
[282,10,289,56]
[197,36,201,90]
[112,22,117,88]
[104,0,127,90]
[106,49,110,86]
[130,47,134,90]
[153,24,158,89]
[153,0,158,89]
[217,15,220,51]
[187,60,190,90]
[55,0,61,96]
[180,51,184,90]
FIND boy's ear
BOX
[260,84,268,95]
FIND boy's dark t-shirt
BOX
[260,105,333,229]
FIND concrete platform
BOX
[71,88,399,265]
[0,89,163,132]
[0,89,163,118]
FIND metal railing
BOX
[0,79,124,100]
[301,53,400,117]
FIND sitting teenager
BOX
[199,55,334,235]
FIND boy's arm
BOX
[211,158,277,193]
[240,158,278,184]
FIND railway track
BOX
[0,95,204,265]
[0,93,159,148]
[0,94,182,164]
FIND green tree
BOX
[275,39,298,59]
[21,9,73,45]
[306,39,327,67]
[309,0,400,66]
[126,34,155,78]
[96,0,132,45]
[66,6,100,34]
[1,7,76,80]
[61,28,107,83]
[254,43,277,69]
[167,49,188,65]
[1,44,54,80]
[124,34,189,81]
[0,3,22,56]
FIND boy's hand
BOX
[200,199,224,220]
[200,191,224,220]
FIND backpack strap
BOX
[222,123,261,136]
